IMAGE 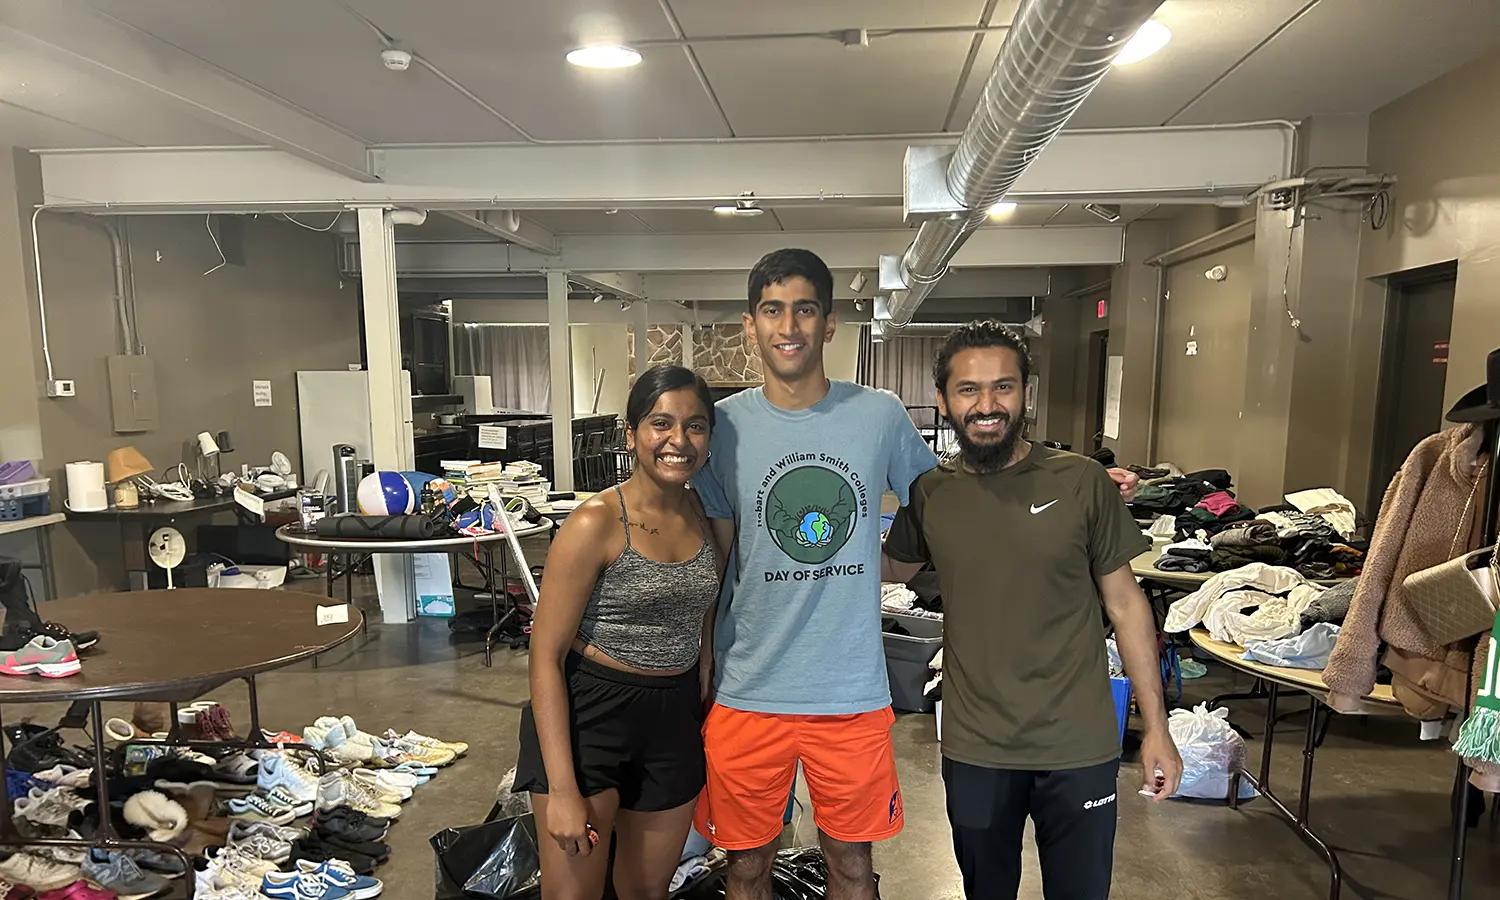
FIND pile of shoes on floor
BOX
[0,702,467,900]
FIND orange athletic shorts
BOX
[694,704,903,850]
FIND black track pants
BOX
[942,756,1120,900]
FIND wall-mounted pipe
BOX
[888,0,1165,325]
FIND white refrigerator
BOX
[296,369,417,624]
[296,370,414,484]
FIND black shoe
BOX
[19,620,99,652]
[7,725,91,772]
[311,806,389,841]
[313,831,389,863]
[145,757,217,784]
[289,837,377,875]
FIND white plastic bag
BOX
[1168,704,1257,800]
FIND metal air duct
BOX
[885,0,1163,325]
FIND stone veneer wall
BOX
[627,325,684,382]
[693,324,763,384]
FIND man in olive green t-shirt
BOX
[881,321,1182,900]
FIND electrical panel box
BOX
[107,354,159,433]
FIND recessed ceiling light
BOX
[566,45,642,69]
[1113,20,1170,66]
[988,201,1017,217]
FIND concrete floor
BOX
[15,573,1500,900]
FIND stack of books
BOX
[438,459,550,504]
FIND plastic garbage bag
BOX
[1168,704,1258,801]
[431,813,541,900]
[675,847,880,900]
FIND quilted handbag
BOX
[1405,460,1497,646]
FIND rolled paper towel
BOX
[65,461,108,512]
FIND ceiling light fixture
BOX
[620,299,634,311]
[714,194,766,216]
[566,45,642,69]
[592,293,605,303]
[988,201,1017,217]
[1083,202,1122,222]
[1112,20,1170,66]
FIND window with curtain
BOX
[862,334,944,407]
[452,324,551,412]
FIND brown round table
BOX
[0,589,361,896]
[0,588,362,703]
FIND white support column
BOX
[356,206,415,623]
[547,271,575,492]
[632,300,649,383]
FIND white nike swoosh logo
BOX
[1030,500,1058,515]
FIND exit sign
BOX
[1097,299,1108,319]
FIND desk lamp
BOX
[106,446,152,509]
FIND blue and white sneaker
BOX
[295,859,384,899]
[260,870,350,900]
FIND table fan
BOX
[148,526,187,589]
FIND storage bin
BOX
[883,610,942,639]
[884,631,942,713]
[0,477,48,499]
[1111,676,1132,742]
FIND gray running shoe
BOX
[82,849,171,899]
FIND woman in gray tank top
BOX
[513,365,725,900]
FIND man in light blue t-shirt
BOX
[691,249,1137,900]
[691,249,931,900]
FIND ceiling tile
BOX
[771,206,910,231]
[1172,0,1500,125]
[950,1,1312,129]
[0,40,248,148]
[86,0,525,144]
[0,101,132,149]
[668,0,996,35]
[522,210,658,234]
[347,0,732,140]
[695,33,974,136]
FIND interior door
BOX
[1370,269,1457,511]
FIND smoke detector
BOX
[1205,265,1229,282]
[381,48,414,71]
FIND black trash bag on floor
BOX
[431,812,542,900]
[675,847,879,900]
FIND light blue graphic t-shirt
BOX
[693,381,938,715]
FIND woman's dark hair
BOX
[626,365,715,432]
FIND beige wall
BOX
[28,214,358,594]
[825,322,861,383]
[1155,237,1256,476]
[1342,47,1500,509]
[570,323,629,416]
[0,149,42,464]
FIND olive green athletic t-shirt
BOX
[883,443,1150,770]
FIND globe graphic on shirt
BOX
[798,511,833,547]
[765,465,859,565]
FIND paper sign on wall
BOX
[477,425,508,450]
[1186,341,1199,356]
[413,554,455,617]
[253,380,273,407]
[1103,356,1124,440]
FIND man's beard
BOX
[946,409,1023,474]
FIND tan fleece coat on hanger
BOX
[1323,424,1495,781]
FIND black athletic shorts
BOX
[513,652,705,812]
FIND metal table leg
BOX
[325,551,336,598]
[483,544,501,667]
[37,522,57,602]
[0,701,197,897]
[1228,684,1343,900]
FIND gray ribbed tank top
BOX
[574,486,721,670]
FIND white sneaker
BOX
[317,771,402,819]
[386,728,469,757]
[352,765,414,804]
[258,752,320,804]
[15,786,92,827]
[0,851,82,891]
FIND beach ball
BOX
[357,471,416,515]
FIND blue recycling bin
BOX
[1111,676,1132,742]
